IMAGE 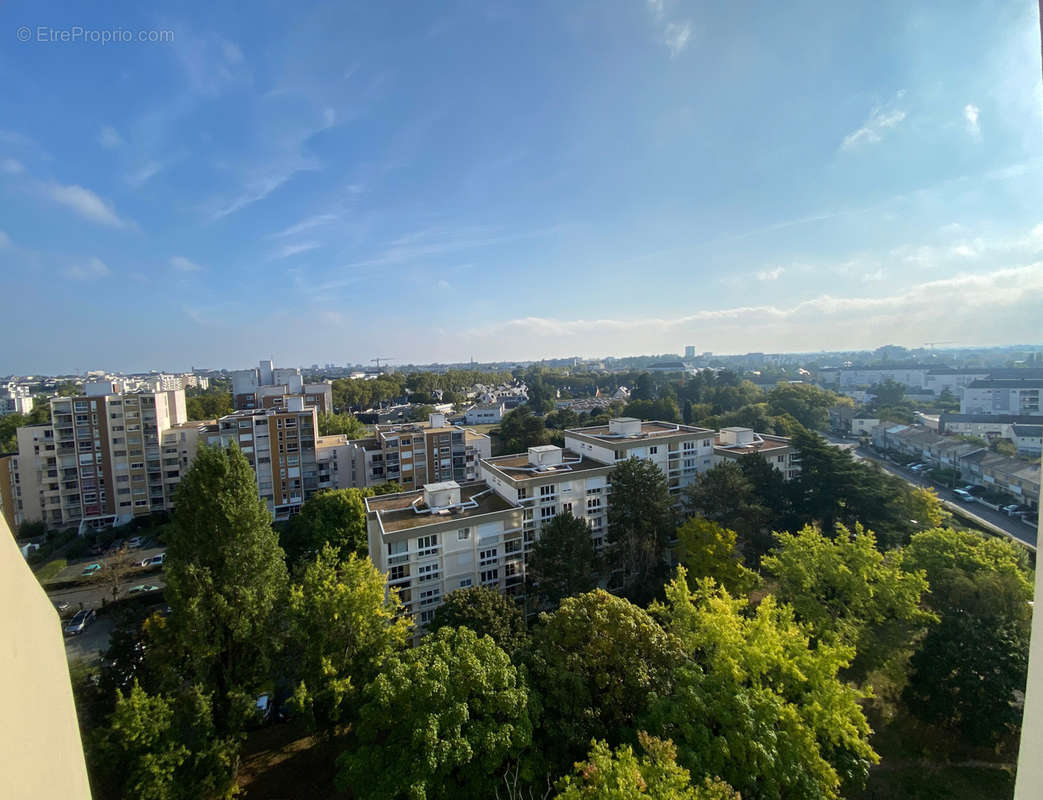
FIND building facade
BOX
[712,427,801,480]
[231,359,332,413]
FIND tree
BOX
[992,438,1018,457]
[871,379,905,407]
[164,444,289,735]
[185,390,233,421]
[93,542,138,603]
[761,524,934,679]
[634,373,654,401]
[429,585,527,654]
[529,590,685,775]
[644,570,877,799]
[527,512,600,606]
[410,404,436,422]
[675,519,758,597]
[607,457,675,602]
[282,488,369,567]
[286,546,410,731]
[497,406,551,454]
[766,383,839,431]
[89,682,239,800]
[624,399,681,423]
[552,733,739,800]
[337,626,532,800]
[903,611,1029,744]
[318,411,367,438]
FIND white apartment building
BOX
[464,403,506,425]
[712,427,802,480]
[365,418,719,628]
[231,359,333,413]
[961,379,1043,417]
[0,383,34,416]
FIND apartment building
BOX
[5,387,190,531]
[712,427,801,480]
[345,413,491,492]
[231,359,332,413]
[961,378,1043,417]
[201,397,320,519]
[563,417,717,495]
[0,382,34,416]
[365,417,719,628]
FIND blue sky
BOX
[1,0,1042,373]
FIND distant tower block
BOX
[684,345,696,359]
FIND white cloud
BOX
[841,107,906,150]
[169,256,203,272]
[269,213,338,238]
[755,266,785,281]
[437,279,451,290]
[126,161,164,188]
[98,126,124,149]
[862,268,886,281]
[48,183,130,228]
[664,21,692,57]
[222,41,244,65]
[273,241,321,260]
[964,103,981,137]
[1,158,24,174]
[64,257,111,280]
[0,231,10,248]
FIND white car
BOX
[140,552,166,568]
[953,489,976,503]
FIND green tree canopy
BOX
[428,585,527,654]
[528,512,601,606]
[318,411,367,438]
[497,406,550,454]
[165,444,289,734]
[529,590,686,775]
[337,626,532,800]
[761,524,934,679]
[281,488,370,567]
[89,682,239,800]
[675,518,758,597]
[553,733,739,800]
[287,545,411,731]
[766,383,839,431]
[607,457,676,602]
[644,570,877,800]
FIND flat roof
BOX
[566,420,715,443]
[367,482,515,533]
[713,433,790,455]
[482,450,613,483]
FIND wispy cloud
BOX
[664,22,693,57]
[48,183,130,228]
[269,212,339,238]
[0,231,10,248]
[64,257,111,280]
[755,266,785,281]
[964,103,981,138]
[169,256,203,272]
[841,101,906,150]
[272,241,321,260]
[126,161,164,188]
[1,158,24,174]
[862,268,886,282]
[98,126,124,149]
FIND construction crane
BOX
[922,341,957,350]
[371,357,396,368]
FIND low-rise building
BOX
[961,378,1043,417]
[712,427,801,480]
[1013,424,1043,458]
[464,403,505,425]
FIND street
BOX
[854,445,1038,550]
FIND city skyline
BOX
[2,1,1042,373]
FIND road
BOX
[854,445,1037,550]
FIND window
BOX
[777,455,785,463]
[417,563,440,582]
[457,527,470,541]
[479,547,498,566]
[540,505,555,519]
[587,497,602,511]
[562,502,573,515]
[480,568,498,584]
[417,534,439,558]
[458,578,473,589]
[387,540,408,565]
[539,484,555,497]
[420,609,436,625]
[614,449,624,460]
[505,539,522,554]
[649,446,658,454]
[419,587,441,607]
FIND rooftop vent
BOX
[718,427,755,446]
[423,480,461,509]
[528,444,564,467]
[608,417,642,437]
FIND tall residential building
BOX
[961,378,1043,417]
[0,382,34,416]
[231,359,332,413]
[365,418,718,627]
[7,386,190,531]
[201,398,320,519]
[684,345,696,359]
[343,413,492,492]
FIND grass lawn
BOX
[35,558,68,583]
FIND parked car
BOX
[80,563,102,576]
[909,463,929,472]
[1001,504,1022,516]
[141,552,166,568]
[127,536,146,548]
[64,608,96,636]
[127,584,160,595]
[53,600,71,617]
[953,489,977,503]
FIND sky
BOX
[1,0,1042,374]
